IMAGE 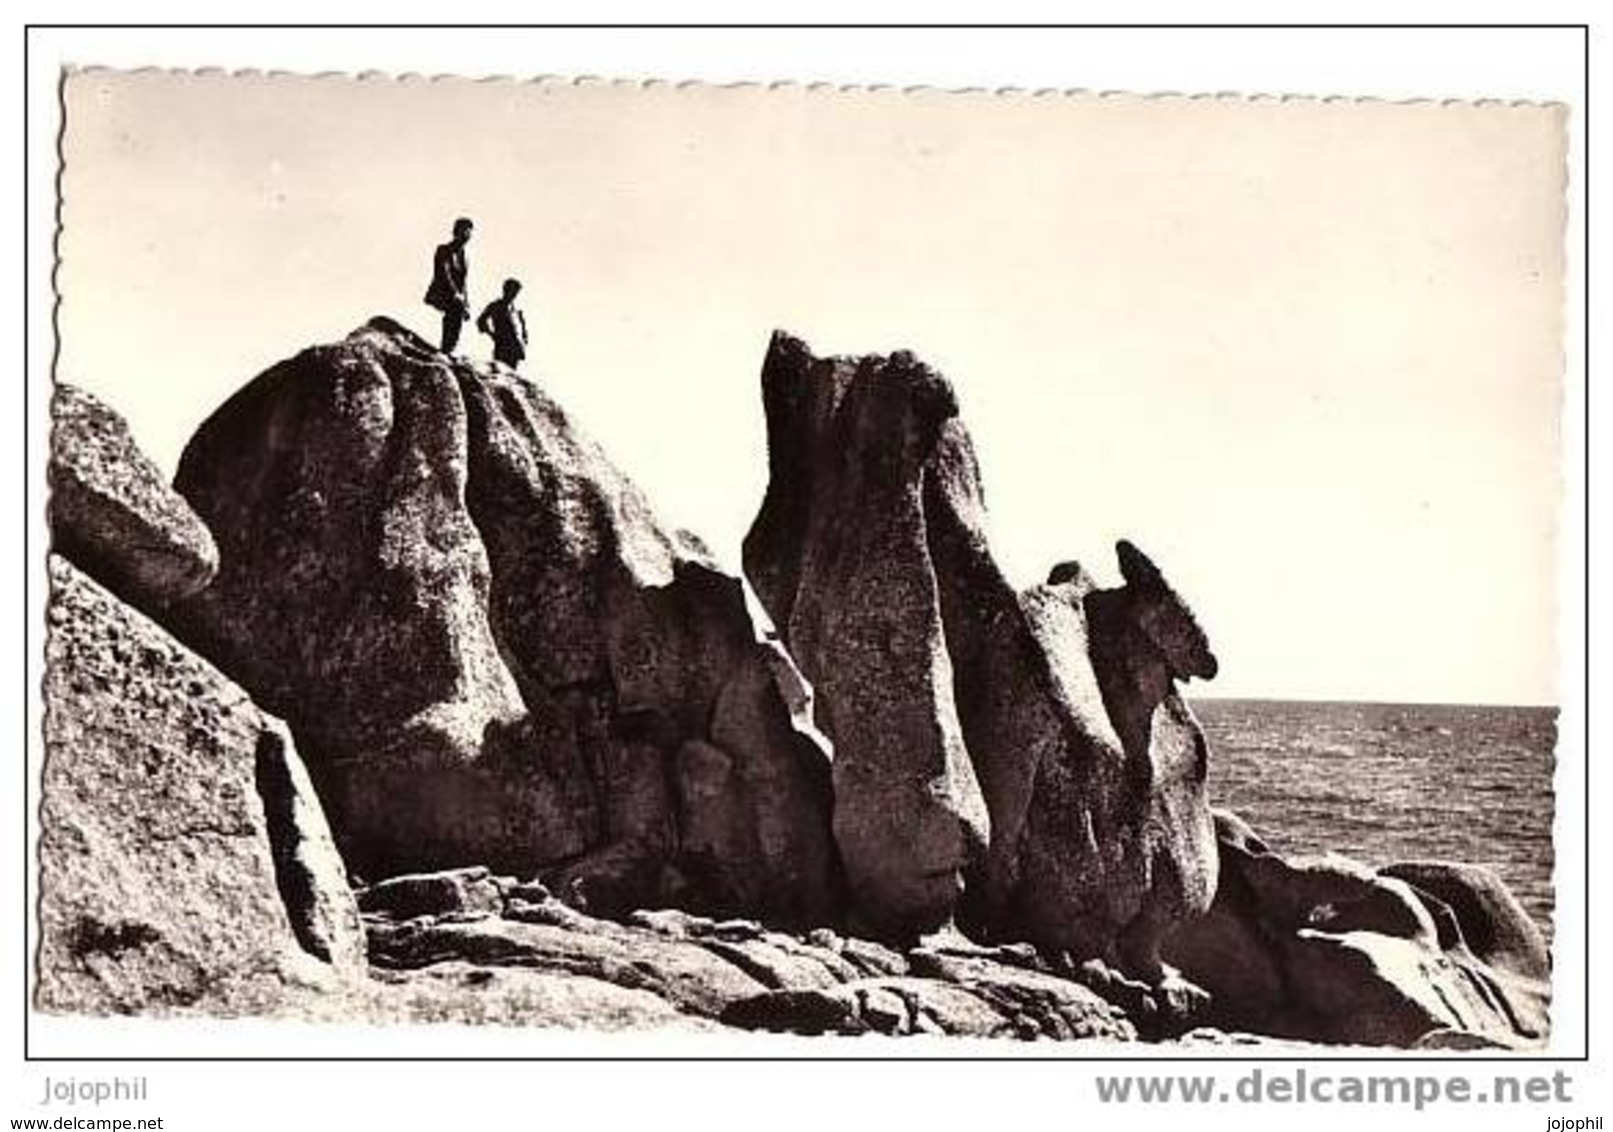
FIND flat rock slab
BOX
[721,974,1135,1041]
[363,963,715,1032]
[362,870,1139,1041]
[358,867,505,920]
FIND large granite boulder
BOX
[1163,810,1550,1047]
[743,331,1218,967]
[171,319,837,926]
[49,383,218,612]
[37,555,365,1016]
[1379,860,1551,982]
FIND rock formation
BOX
[49,383,218,613]
[34,322,1552,1049]
[743,332,1218,970]
[36,567,712,1034]
[743,336,989,938]
[1379,860,1551,983]
[169,319,837,926]
[978,548,1218,977]
[361,867,1136,1041]
[1163,810,1551,1048]
[39,555,364,1015]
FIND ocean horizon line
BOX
[1189,693,1559,712]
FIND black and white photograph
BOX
[10,17,1599,1132]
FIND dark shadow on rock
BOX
[744,331,1219,972]
[39,555,362,1016]
[169,319,839,932]
[1164,809,1550,1047]
[254,726,367,971]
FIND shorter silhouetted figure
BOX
[477,278,530,370]
[424,217,474,353]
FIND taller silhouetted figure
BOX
[424,217,473,353]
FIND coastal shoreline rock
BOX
[34,323,1552,1048]
[361,868,1137,1041]
[1378,860,1551,983]
[1163,809,1550,1048]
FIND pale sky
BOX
[57,70,1566,705]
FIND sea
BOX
[1192,699,1557,942]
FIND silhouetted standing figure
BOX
[424,217,473,353]
[477,278,530,369]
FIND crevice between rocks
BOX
[254,726,333,964]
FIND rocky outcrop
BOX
[962,546,1219,977]
[357,865,506,920]
[744,336,987,938]
[1379,860,1551,983]
[360,961,716,1032]
[38,555,364,1016]
[362,868,1136,1041]
[49,383,218,612]
[35,550,708,1034]
[171,319,836,926]
[36,323,1551,1048]
[1163,810,1550,1048]
[743,332,1218,966]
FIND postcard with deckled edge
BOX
[37,67,1567,1058]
